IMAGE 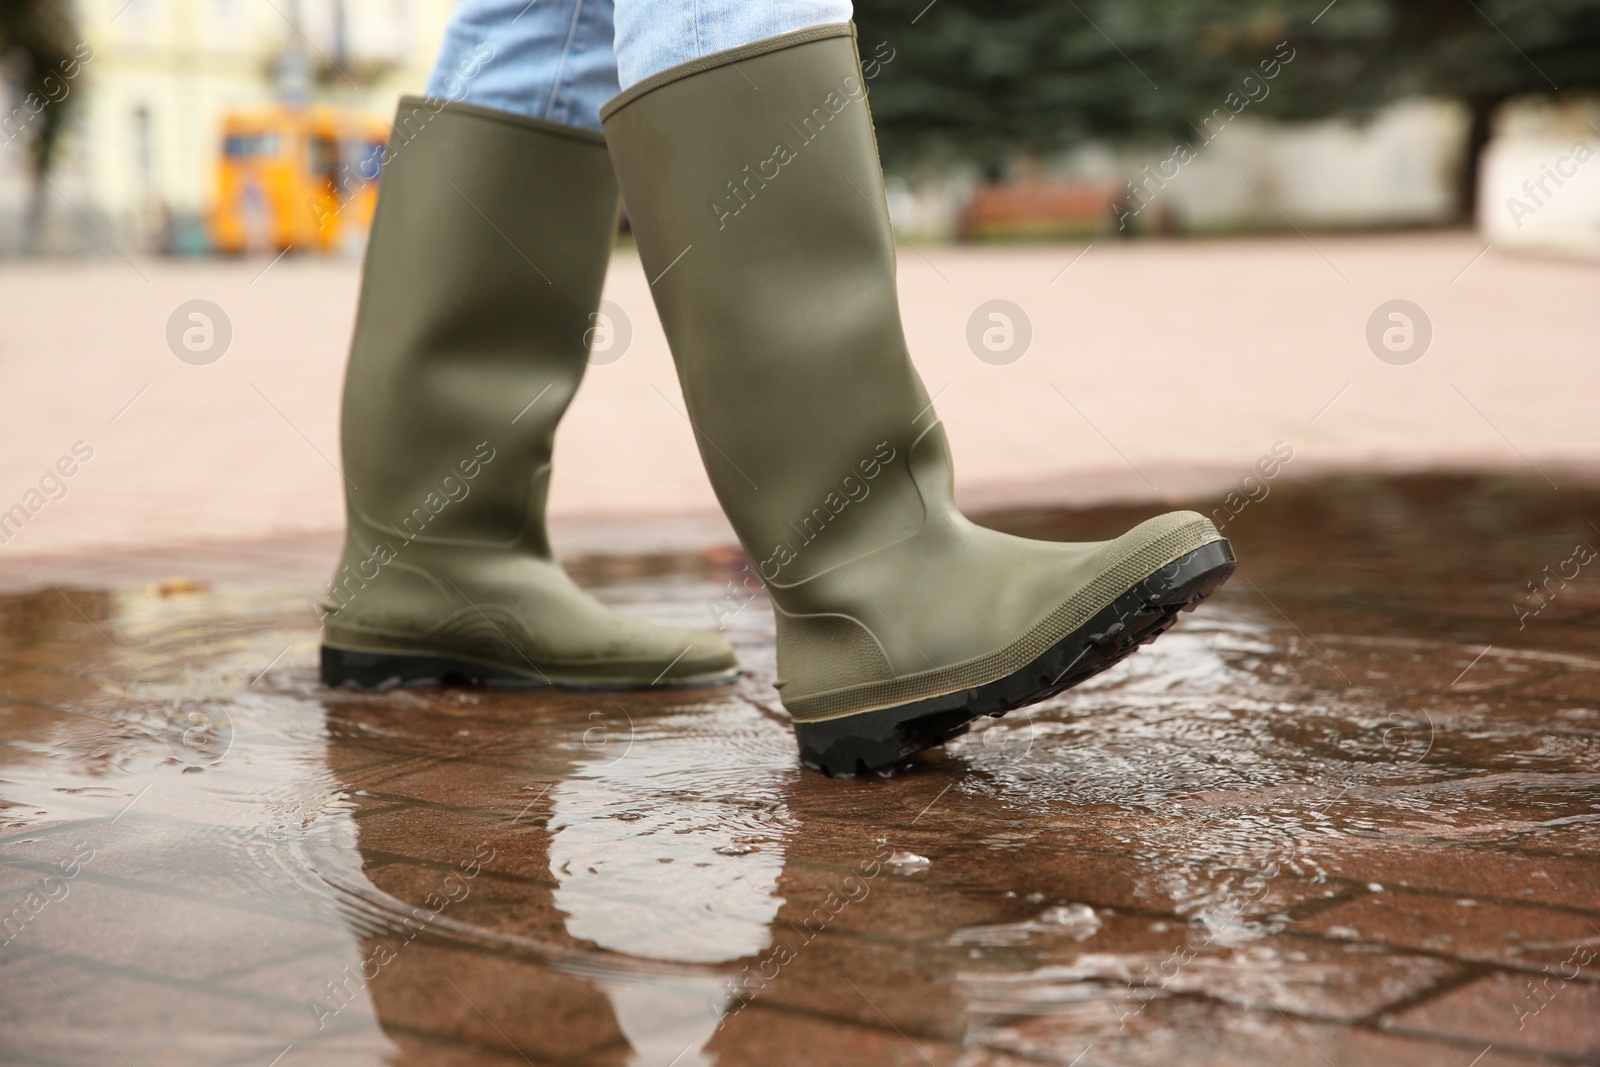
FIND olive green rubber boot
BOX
[602,27,1235,772]
[319,97,737,690]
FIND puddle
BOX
[1,474,1597,1065]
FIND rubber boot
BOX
[320,98,737,690]
[602,28,1235,773]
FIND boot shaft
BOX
[603,26,947,591]
[342,98,620,554]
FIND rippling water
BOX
[2,475,1597,1066]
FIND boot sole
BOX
[792,539,1236,776]
[320,645,740,691]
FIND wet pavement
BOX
[2,473,1597,1066]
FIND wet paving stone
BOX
[1300,888,1600,970]
[1,474,1598,1066]
[1385,970,1600,1060]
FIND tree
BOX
[1181,0,1600,216]
[854,0,1600,216]
[1,0,82,250]
[1383,0,1600,215]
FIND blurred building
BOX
[888,99,1469,240]
[889,96,1600,259]
[0,0,452,254]
[1478,97,1600,257]
[6,8,1596,258]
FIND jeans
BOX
[424,0,854,134]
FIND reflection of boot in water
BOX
[319,100,737,693]
[320,687,800,1062]
[320,691,629,1063]
[546,698,797,1066]
[604,27,1236,775]
[320,689,797,1065]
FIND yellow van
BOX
[211,105,388,254]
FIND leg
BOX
[603,16,1235,772]
[426,0,619,131]
[320,0,736,690]
[611,0,853,89]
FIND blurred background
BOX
[2,0,1598,565]
[0,0,421,256]
[3,7,1600,1066]
[0,0,1597,565]
[2,0,1599,257]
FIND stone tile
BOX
[353,803,559,888]
[983,996,1549,1067]
[708,999,1005,1067]
[1299,887,1600,969]
[384,1028,562,1067]
[701,922,968,1043]
[207,944,377,1004]
[0,949,390,1067]
[345,752,568,818]
[952,843,1329,922]
[766,858,1076,946]
[1516,821,1600,862]
[956,927,1456,1026]
[1385,970,1600,1060]
[356,854,577,951]
[0,868,348,983]
[1312,839,1600,913]
[1505,672,1600,703]
[357,941,628,1065]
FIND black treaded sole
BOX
[319,646,738,691]
[792,539,1237,776]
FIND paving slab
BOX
[1,235,1597,567]
[1,474,1598,1065]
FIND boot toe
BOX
[645,629,740,686]
[786,511,1235,774]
